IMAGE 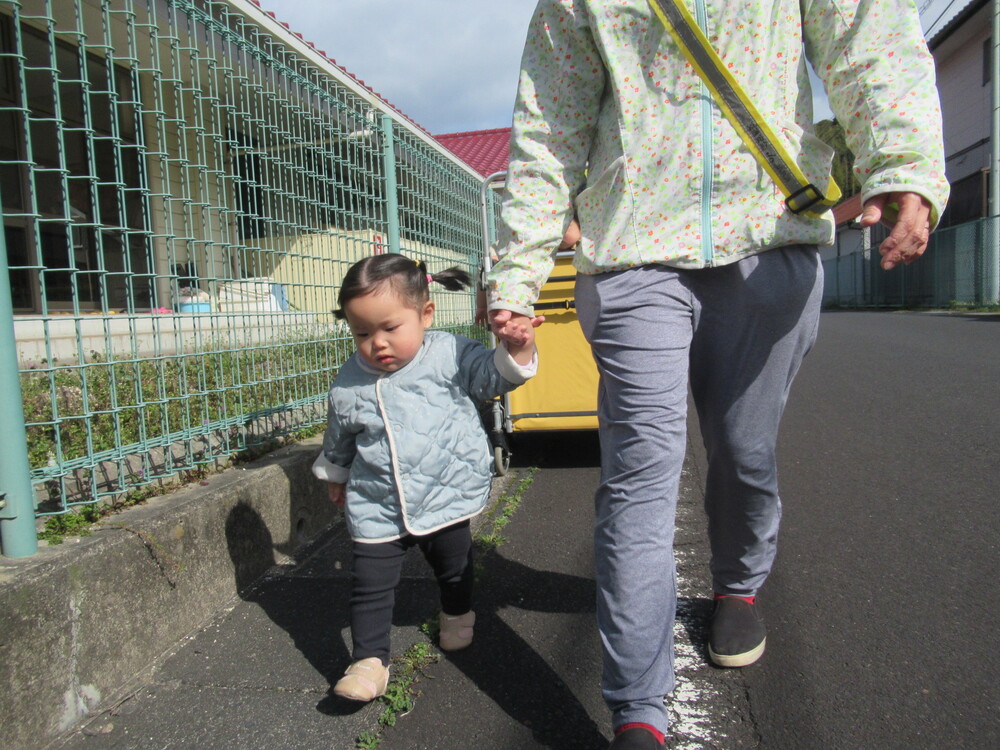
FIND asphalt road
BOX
[52,311,998,750]
[467,310,1000,749]
[376,429,755,750]
[730,311,1000,749]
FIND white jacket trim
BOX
[495,343,538,383]
[312,451,349,483]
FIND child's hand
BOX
[327,482,346,507]
[474,287,488,327]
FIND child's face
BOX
[343,288,434,373]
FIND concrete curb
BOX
[0,438,338,750]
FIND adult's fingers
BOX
[862,192,932,270]
[488,308,512,336]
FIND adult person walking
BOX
[487,1,948,748]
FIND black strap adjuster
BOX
[785,183,826,215]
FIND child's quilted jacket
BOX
[312,331,536,542]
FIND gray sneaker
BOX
[708,596,766,667]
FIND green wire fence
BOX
[0,0,495,554]
[823,216,999,309]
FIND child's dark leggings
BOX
[350,520,474,665]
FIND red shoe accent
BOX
[714,593,756,605]
[615,723,665,745]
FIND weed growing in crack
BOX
[354,640,440,748]
[473,468,538,579]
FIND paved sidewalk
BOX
[50,435,755,750]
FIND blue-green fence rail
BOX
[0,0,495,556]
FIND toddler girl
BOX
[312,253,539,702]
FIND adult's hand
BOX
[860,192,932,270]
[474,287,488,327]
[489,309,545,347]
[559,218,581,250]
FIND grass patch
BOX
[37,505,101,544]
[25,324,483,526]
[33,421,328,543]
[946,301,1000,313]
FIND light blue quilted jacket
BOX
[312,330,536,542]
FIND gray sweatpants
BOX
[574,245,823,733]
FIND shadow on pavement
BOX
[676,595,714,664]
[445,547,607,749]
[509,429,601,469]
[221,437,714,745]
[224,501,373,717]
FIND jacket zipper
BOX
[696,0,714,265]
[375,376,410,530]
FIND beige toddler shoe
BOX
[332,657,389,702]
[439,611,475,651]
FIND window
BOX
[0,14,148,313]
[938,171,986,229]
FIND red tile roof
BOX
[434,128,511,177]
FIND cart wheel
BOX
[494,444,511,476]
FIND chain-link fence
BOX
[1,0,492,532]
[822,216,999,309]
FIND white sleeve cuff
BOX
[487,301,534,318]
[311,451,350,483]
[493,344,538,383]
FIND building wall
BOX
[3,0,481,321]
[934,5,992,184]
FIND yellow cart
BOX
[480,172,599,474]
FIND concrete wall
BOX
[0,437,337,750]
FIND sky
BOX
[253,0,958,135]
[254,0,539,134]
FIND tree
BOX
[814,118,861,198]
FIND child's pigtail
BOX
[427,266,472,292]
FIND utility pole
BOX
[990,0,1000,303]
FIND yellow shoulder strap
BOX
[648,0,841,217]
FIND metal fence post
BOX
[0,228,38,557]
[835,249,841,305]
[901,259,906,306]
[988,0,999,303]
[381,113,400,254]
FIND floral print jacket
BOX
[488,0,949,314]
